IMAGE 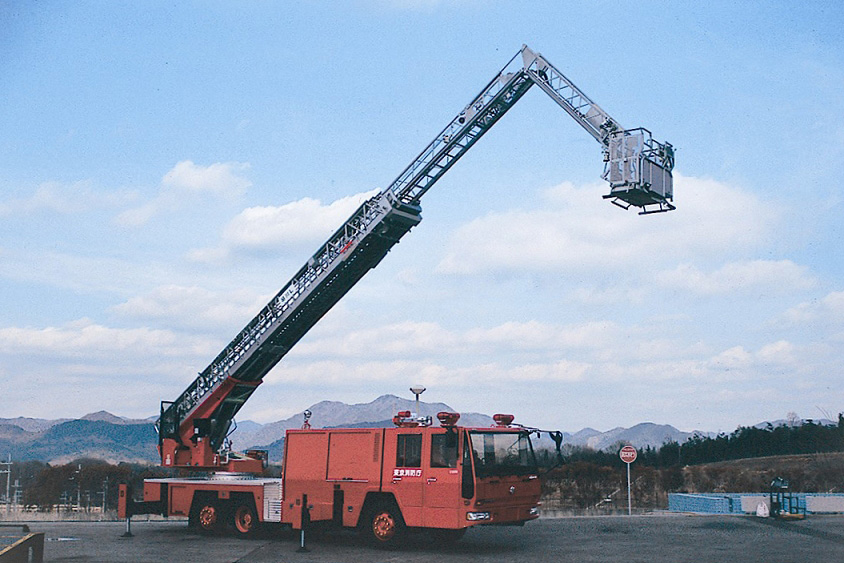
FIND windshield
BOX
[469,430,537,477]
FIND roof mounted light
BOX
[393,410,432,428]
[437,412,460,427]
[493,413,515,427]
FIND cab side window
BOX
[430,433,458,468]
[396,434,422,467]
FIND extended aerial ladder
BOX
[156,45,675,472]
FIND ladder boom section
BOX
[159,193,422,464]
[521,45,619,145]
[388,45,674,213]
[387,50,534,205]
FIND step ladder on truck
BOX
[119,45,675,547]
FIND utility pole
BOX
[101,477,108,516]
[0,454,10,514]
[12,479,20,512]
[71,463,81,513]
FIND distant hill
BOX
[0,417,71,433]
[0,418,158,464]
[79,411,151,425]
[578,422,704,451]
[753,417,836,429]
[3,401,814,465]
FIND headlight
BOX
[466,511,491,521]
[529,506,540,516]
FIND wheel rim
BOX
[235,506,254,534]
[198,505,217,530]
[372,511,396,541]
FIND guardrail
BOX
[669,493,844,514]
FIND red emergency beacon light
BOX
[392,411,420,427]
[493,414,515,427]
[437,412,461,427]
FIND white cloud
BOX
[111,285,271,330]
[0,318,216,359]
[437,174,779,276]
[569,285,648,305]
[509,360,588,382]
[292,320,456,359]
[265,357,587,387]
[0,249,170,295]
[465,320,618,351]
[0,181,134,217]
[291,318,620,362]
[0,318,228,419]
[162,160,251,196]
[113,201,157,227]
[710,346,753,370]
[655,260,816,295]
[114,161,251,227]
[756,340,795,365]
[780,290,844,326]
[189,189,379,261]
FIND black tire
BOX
[231,502,258,538]
[362,502,405,548]
[429,527,466,544]
[192,500,223,535]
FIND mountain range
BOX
[2,394,805,465]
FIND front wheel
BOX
[363,503,405,548]
[194,501,222,534]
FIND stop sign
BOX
[619,445,637,464]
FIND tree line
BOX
[534,414,844,470]
[637,414,844,468]
[2,459,176,511]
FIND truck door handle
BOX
[427,478,437,484]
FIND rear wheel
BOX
[363,502,405,548]
[232,502,258,537]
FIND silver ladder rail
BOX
[521,45,620,145]
[387,49,534,205]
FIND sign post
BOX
[619,445,637,516]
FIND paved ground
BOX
[16,514,844,562]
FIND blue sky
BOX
[1,1,843,434]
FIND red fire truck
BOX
[126,411,543,544]
[119,44,674,546]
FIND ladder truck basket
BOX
[603,128,675,214]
